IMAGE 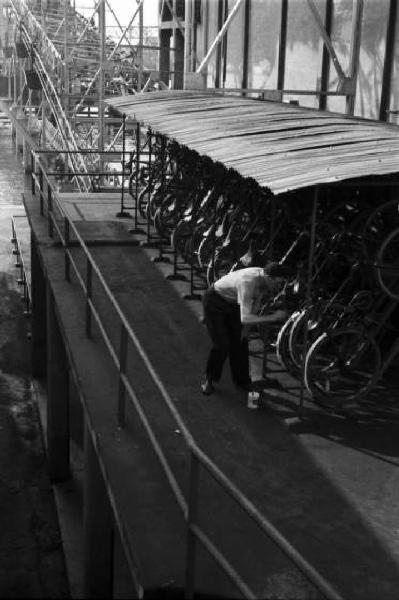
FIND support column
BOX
[174,29,184,89]
[98,0,105,170]
[345,0,363,115]
[46,284,70,482]
[31,232,47,377]
[83,426,114,598]
[379,0,397,121]
[277,0,288,94]
[159,29,172,87]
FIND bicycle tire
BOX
[304,328,381,405]
[361,199,399,261]
[276,311,302,376]
[171,219,191,255]
[375,226,399,300]
[288,308,314,370]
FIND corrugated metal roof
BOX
[105,90,399,195]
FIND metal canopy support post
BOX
[345,0,363,115]
[319,0,333,111]
[298,185,319,416]
[241,0,250,92]
[130,121,146,234]
[116,113,131,218]
[153,134,171,264]
[379,0,397,121]
[277,0,288,94]
[196,0,244,74]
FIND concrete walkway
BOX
[0,117,70,598]
[26,178,399,597]
[2,108,399,599]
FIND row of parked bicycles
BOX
[127,133,399,408]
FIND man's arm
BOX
[241,309,288,325]
[238,279,288,325]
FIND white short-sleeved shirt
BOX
[213,267,267,323]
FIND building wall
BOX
[189,0,396,122]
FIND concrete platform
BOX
[22,182,399,599]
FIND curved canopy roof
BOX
[105,90,399,195]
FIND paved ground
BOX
[0,118,70,598]
[51,188,399,597]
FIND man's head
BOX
[262,262,293,294]
[263,262,292,278]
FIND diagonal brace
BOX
[307,0,353,91]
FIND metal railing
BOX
[30,150,344,600]
[11,215,31,316]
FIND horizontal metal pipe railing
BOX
[30,151,344,600]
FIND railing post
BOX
[185,450,200,600]
[39,167,44,216]
[118,324,128,426]
[64,216,70,281]
[116,113,130,218]
[31,152,35,196]
[86,259,92,338]
[48,184,54,238]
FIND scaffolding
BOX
[0,0,159,191]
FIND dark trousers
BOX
[203,288,250,386]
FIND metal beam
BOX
[379,0,397,121]
[241,0,250,92]
[319,0,333,110]
[277,0,288,92]
[306,0,348,88]
[196,0,244,74]
[345,0,363,114]
[184,0,193,73]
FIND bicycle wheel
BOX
[361,199,399,261]
[137,185,150,218]
[304,328,381,405]
[375,226,399,300]
[276,311,302,376]
[197,233,215,269]
[288,308,320,370]
[154,202,180,239]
